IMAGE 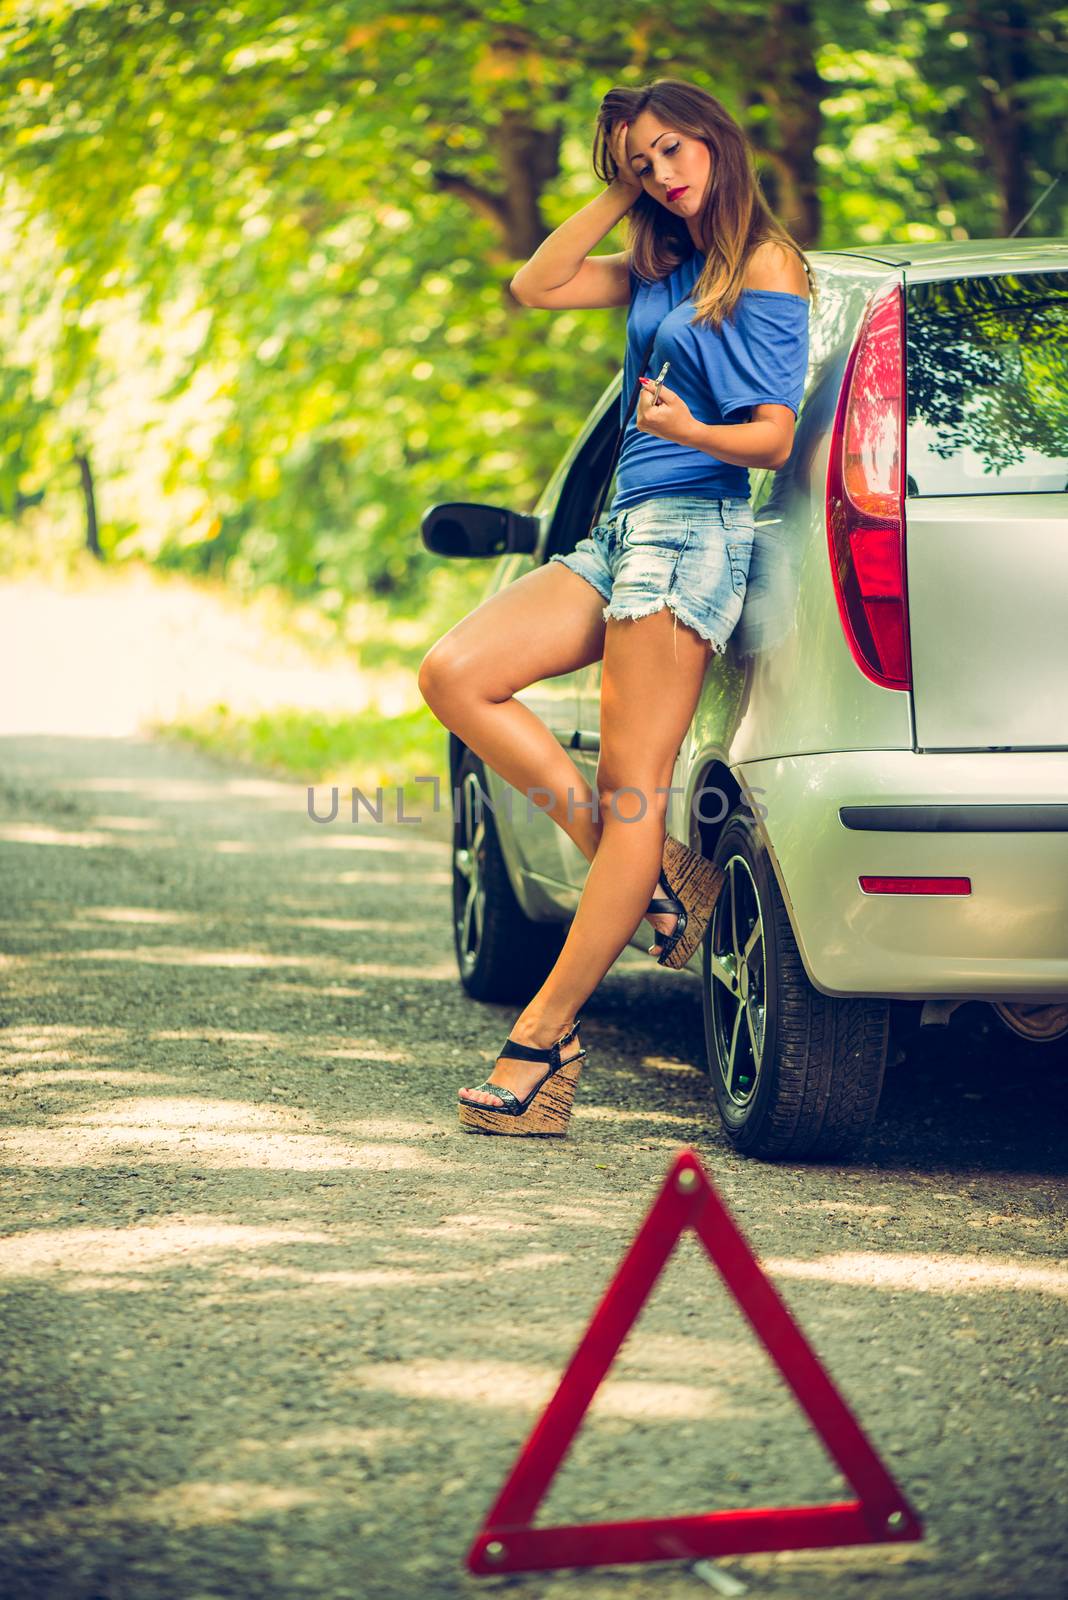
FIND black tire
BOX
[700,807,889,1160]
[451,747,567,1003]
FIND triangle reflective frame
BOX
[467,1147,923,1576]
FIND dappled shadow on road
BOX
[2,730,1066,1599]
[0,1126,1062,1600]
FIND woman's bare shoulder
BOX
[744,240,810,298]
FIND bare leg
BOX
[429,689,678,957]
[443,696,603,861]
[459,605,713,1106]
[419,562,679,954]
[418,562,608,859]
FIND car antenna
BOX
[1008,173,1061,238]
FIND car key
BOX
[651,360,670,405]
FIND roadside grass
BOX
[160,699,451,819]
[150,552,485,815]
[7,515,490,817]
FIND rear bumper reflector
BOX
[859,876,971,895]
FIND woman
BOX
[418,78,813,1137]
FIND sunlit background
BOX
[1,2,1065,789]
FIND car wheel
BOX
[452,747,567,1002]
[701,807,889,1160]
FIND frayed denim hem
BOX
[601,594,729,662]
[547,552,613,604]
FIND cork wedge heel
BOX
[648,835,727,969]
[458,1018,586,1137]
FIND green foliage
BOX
[0,359,49,516]
[0,0,1063,608]
[156,698,451,817]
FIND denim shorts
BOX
[548,493,756,658]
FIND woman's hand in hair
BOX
[607,120,643,199]
[636,377,695,445]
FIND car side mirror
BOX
[420,502,541,559]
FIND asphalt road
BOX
[1,728,1066,1600]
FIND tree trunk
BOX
[965,0,1035,235]
[75,450,101,560]
[750,1,823,246]
[431,110,560,263]
[430,28,564,272]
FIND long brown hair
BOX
[593,78,817,329]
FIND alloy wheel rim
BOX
[708,854,767,1107]
[453,770,487,977]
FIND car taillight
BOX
[826,281,911,690]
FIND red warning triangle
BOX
[467,1146,923,1576]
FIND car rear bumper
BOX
[733,750,1068,1001]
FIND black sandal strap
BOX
[497,1018,582,1065]
[497,1037,553,1063]
[656,909,688,960]
[465,1080,522,1109]
[647,868,682,914]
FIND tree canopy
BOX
[1,0,1064,607]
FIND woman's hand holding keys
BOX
[636,375,695,445]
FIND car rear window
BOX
[905,269,1068,496]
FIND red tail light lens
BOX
[826,282,912,690]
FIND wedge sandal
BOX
[644,835,726,969]
[458,1017,586,1137]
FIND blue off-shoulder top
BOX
[606,246,810,516]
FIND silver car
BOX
[421,238,1068,1160]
